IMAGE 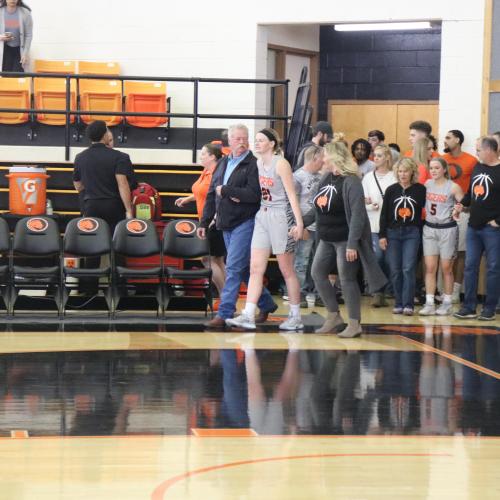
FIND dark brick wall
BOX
[318,27,441,120]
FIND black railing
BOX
[0,71,290,162]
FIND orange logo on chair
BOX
[175,220,196,235]
[126,219,147,234]
[26,217,48,232]
[77,218,99,233]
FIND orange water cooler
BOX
[6,166,49,215]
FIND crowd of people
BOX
[194,120,500,336]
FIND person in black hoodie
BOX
[199,124,277,328]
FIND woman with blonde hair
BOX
[379,158,426,315]
[412,137,434,184]
[296,141,387,338]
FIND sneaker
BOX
[282,294,289,301]
[393,307,403,314]
[279,315,304,330]
[403,307,414,316]
[478,310,495,321]
[436,303,453,316]
[453,308,477,319]
[419,304,436,316]
[225,313,256,330]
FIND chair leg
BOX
[204,283,214,318]
[8,287,18,317]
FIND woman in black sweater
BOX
[379,157,426,315]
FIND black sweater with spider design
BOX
[379,182,426,238]
[461,163,500,228]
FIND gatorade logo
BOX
[77,218,99,233]
[17,178,42,205]
[126,219,147,234]
[26,217,48,232]
[175,220,196,235]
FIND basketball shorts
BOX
[251,206,295,255]
[423,224,458,260]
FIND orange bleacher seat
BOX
[78,61,120,76]
[124,81,167,128]
[34,59,76,74]
[79,79,122,126]
[34,77,76,125]
[0,77,31,125]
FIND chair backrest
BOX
[0,217,10,253]
[124,81,167,128]
[34,77,77,125]
[0,77,31,124]
[34,60,76,74]
[64,217,111,257]
[78,61,120,76]
[13,216,60,256]
[79,79,122,126]
[113,219,161,257]
[163,220,209,258]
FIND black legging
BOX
[2,45,23,72]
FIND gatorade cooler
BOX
[6,166,49,215]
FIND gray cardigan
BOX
[0,6,33,69]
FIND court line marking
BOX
[151,453,452,499]
[191,428,258,437]
[398,336,500,379]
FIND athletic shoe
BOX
[478,310,495,321]
[279,315,304,331]
[226,313,256,330]
[403,307,414,316]
[419,304,436,316]
[393,307,403,314]
[436,303,453,316]
[453,308,477,319]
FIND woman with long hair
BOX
[0,0,32,72]
[301,142,386,338]
[227,128,304,330]
[412,137,434,184]
[175,143,226,295]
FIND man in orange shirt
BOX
[441,129,478,303]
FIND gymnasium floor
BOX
[0,297,499,499]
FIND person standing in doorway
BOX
[294,121,333,170]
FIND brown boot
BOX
[204,316,226,329]
[372,292,387,308]
[337,319,362,338]
[315,311,344,334]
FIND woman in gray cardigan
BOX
[0,0,33,72]
[293,141,387,338]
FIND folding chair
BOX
[9,216,62,317]
[34,77,77,125]
[62,217,113,316]
[0,217,10,310]
[112,218,163,317]
[0,77,31,125]
[162,220,213,314]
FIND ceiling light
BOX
[334,22,432,31]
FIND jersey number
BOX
[429,203,437,216]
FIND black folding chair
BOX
[9,216,62,317]
[112,218,162,317]
[62,217,113,316]
[0,217,10,311]
[162,220,212,314]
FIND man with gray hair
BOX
[199,124,277,328]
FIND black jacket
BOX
[200,151,261,231]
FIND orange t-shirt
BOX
[441,151,478,193]
[192,166,216,220]
[417,163,431,184]
[404,149,440,159]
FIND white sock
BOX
[426,294,435,305]
[442,294,452,305]
[453,283,461,294]
[290,303,300,317]
[243,302,257,318]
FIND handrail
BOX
[0,70,290,162]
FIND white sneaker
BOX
[279,315,304,330]
[226,313,256,330]
[436,303,453,316]
[419,304,436,316]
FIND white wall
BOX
[1,0,487,162]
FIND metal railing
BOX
[0,71,290,162]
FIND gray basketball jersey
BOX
[258,155,289,209]
[425,179,455,224]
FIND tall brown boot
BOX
[337,319,362,338]
[315,311,344,334]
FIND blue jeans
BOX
[463,225,500,313]
[371,232,390,292]
[386,226,421,309]
[218,218,275,319]
[294,234,315,294]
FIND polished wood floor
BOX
[0,297,498,499]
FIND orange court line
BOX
[399,336,500,379]
[191,428,258,437]
[10,430,29,439]
[151,452,452,499]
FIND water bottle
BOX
[46,199,53,215]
